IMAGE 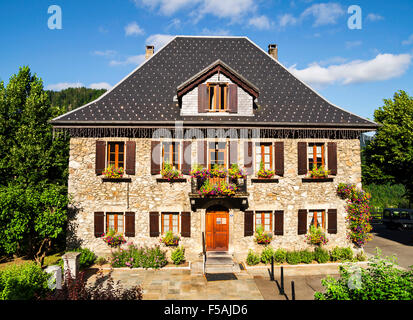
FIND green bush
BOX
[330,247,354,262]
[58,247,97,270]
[111,244,167,269]
[314,247,330,264]
[260,247,275,264]
[171,246,185,265]
[315,251,413,300]
[300,250,314,264]
[246,250,260,266]
[286,251,301,265]
[274,249,287,263]
[0,262,51,300]
[95,257,107,266]
[356,251,367,262]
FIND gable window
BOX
[107,142,125,168]
[209,141,227,169]
[308,143,325,171]
[106,213,124,233]
[162,142,180,170]
[255,212,272,233]
[309,210,325,229]
[255,143,273,172]
[208,83,228,112]
[162,213,179,234]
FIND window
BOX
[255,212,272,233]
[309,210,325,229]
[107,142,125,168]
[106,213,124,233]
[162,142,180,169]
[255,143,273,172]
[162,213,179,234]
[308,143,325,171]
[209,142,227,169]
[208,83,228,112]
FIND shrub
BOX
[246,250,260,266]
[111,244,167,269]
[171,246,185,265]
[0,262,51,300]
[96,257,107,266]
[71,248,97,269]
[286,251,301,265]
[260,247,275,264]
[355,251,367,262]
[274,249,287,263]
[314,247,330,264]
[300,250,314,264]
[315,250,413,300]
[330,247,354,262]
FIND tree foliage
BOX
[47,87,106,113]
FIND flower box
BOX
[102,177,132,183]
[302,178,334,183]
[160,231,180,246]
[251,178,279,183]
[156,178,187,183]
[103,165,125,179]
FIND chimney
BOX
[145,45,154,60]
[268,44,278,60]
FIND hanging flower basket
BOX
[101,230,126,248]
[160,231,180,246]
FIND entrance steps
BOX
[205,251,240,274]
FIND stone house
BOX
[51,36,377,262]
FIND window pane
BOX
[117,215,123,233]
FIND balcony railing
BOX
[190,176,247,196]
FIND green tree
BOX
[47,87,106,113]
[363,90,413,202]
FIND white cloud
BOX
[345,41,362,49]
[366,13,384,22]
[301,3,345,26]
[278,14,298,27]
[46,82,84,91]
[248,15,273,30]
[136,0,199,15]
[92,50,117,57]
[145,34,175,50]
[197,0,256,21]
[109,54,146,66]
[89,82,112,90]
[289,53,412,87]
[200,28,231,36]
[125,22,144,36]
[402,34,413,46]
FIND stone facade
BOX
[67,136,361,262]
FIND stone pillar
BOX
[45,265,62,290]
[62,252,81,281]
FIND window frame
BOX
[308,143,325,171]
[106,212,124,234]
[161,212,180,234]
[208,141,227,170]
[255,211,273,233]
[107,142,125,169]
[309,210,326,229]
[255,142,273,172]
[207,83,228,112]
[162,141,180,170]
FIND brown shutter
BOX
[198,84,208,113]
[181,212,191,237]
[197,140,207,166]
[149,212,159,237]
[298,209,307,235]
[274,142,284,176]
[297,142,307,175]
[125,141,136,175]
[244,141,253,175]
[274,210,284,235]
[95,141,106,175]
[182,141,191,175]
[125,212,135,237]
[244,210,254,237]
[94,212,104,237]
[229,141,238,165]
[227,84,238,113]
[327,209,337,234]
[151,141,160,175]
[328,142,338,175]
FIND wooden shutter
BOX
[297,142,307,175]
[95,140,106,175]
[244,211,254,237]
[181,212,191,237]
[182,141,192,175]
[244,141,253,175]
[197,140,207,166]
[149,212,160,237]
[274,142,284,176]
[227,84,238,113]
[125,141,136,175]
[298,209,307,235]
[327,209,337,234]
[229,141,238,165]
[151,141,160,175]
[274,210,284,235]
[198,84,208,113]
[328,142,338,175]
[94,212,104,237]
[125,212,135,237]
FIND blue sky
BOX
[0,0,412,121]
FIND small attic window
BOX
[207,83,228,112]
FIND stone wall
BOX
[67,137,361,262]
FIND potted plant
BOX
[254,225,273,245]
[228,164,247,183]
[103,164,124,179]
[209,164,227,178]
[161,162,183,181]
[256,161,275,179]
[101,229,127,248]
[308,164,330,179]
[305,225,329,246]
[160,231,180,246]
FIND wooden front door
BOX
[206,206,229,251]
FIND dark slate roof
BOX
[51,36,377,129]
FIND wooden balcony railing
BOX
[190,177,247,195]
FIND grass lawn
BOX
[0,251,64,271]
